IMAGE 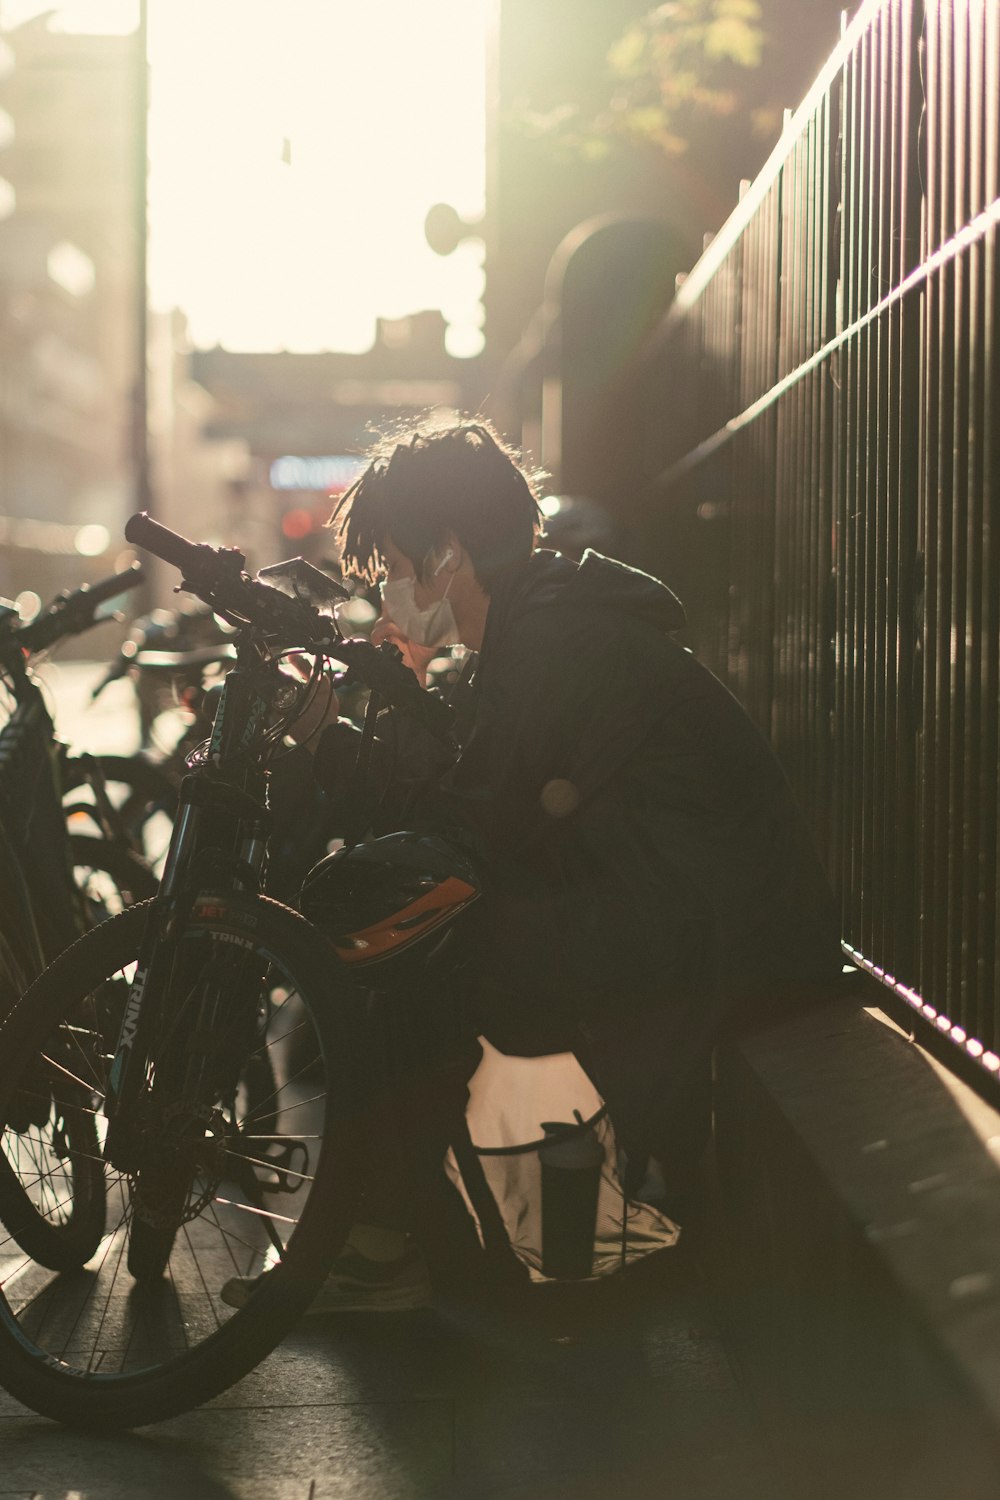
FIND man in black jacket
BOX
[222,418,843,1312]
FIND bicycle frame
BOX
[101,634,293,1171]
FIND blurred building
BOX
[0,14,137,603]
[190,309,487,572]
[0,14,249,620]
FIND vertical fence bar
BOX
[893,0,923,991]
[879,0,899,978]
[981,0,1000,1048]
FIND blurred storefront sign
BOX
[268,455,364,493]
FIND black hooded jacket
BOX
[400,548,843,1030]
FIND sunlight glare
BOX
[3,0,487,355]
[146,0,487,356]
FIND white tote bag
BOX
[446,1039,679,1282]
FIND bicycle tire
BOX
[0,898,370,1429]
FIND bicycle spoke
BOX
[221,1147,314,1186]
[210,1197,302,1229]
[204,1196,269,1272]
[241,1134,322,1141]
[180,1220,223,1335]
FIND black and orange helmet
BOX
[299,831,481,970]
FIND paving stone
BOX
[449,1392,782,1500]
[0,1399,454,1500]
[204,1315,456,1410]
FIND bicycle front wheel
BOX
[0,898,369,1429]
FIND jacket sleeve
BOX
[319,607,690,862]
[312,713,458,838]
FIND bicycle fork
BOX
[101,775,269,1176]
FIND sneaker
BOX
[220,1242,432,1314]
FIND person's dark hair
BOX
[329,418,544,589]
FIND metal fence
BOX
[641,0,1000,1075]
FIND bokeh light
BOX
[75,523,111,556]
[146,0,487,356]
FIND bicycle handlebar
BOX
[124,513,456,742]
[125,511,316,639]
[15,562,146,654]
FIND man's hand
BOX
[370,619,438,687]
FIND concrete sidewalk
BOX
[0,1235,784,1500]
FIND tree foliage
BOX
[510,0,765,162]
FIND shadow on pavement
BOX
[0,1236,786,1499]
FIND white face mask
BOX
[380,549,459,648]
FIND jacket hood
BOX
[479,548,686,663]
[567,549,686,629]
[493,548,685,625]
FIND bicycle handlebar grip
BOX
[17,562,147,652]
[125,512,212,578]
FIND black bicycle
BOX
[0,567,160,1271]
[0,564,157,1012]
[0,513,458,1429]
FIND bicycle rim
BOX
[0,901,366,1428]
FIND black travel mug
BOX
[539,1118,604,1280]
